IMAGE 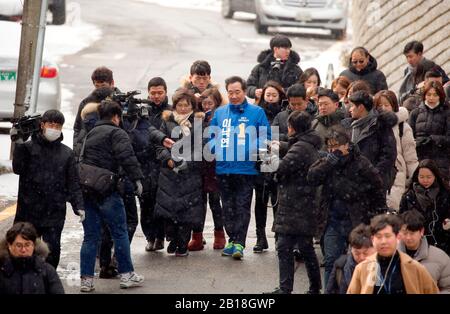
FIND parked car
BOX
[0,0,66,25]
[0,57,62,121]
[0,20,61,121]
[221,0,348,39]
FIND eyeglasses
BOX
[352,60,365,65]
[13,242,34,250]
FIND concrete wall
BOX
[351,0,450,92]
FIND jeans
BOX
[254,176,278,229]
[323,218,353,287]
[80,193,134,277]
[218,174,255,247]
[193,191,224,233]
[276,234,321,293]
[35,224,64,269]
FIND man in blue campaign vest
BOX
[209,76,271,260]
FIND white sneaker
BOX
[80,277,95,292]
[120,272,144,289]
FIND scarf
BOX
[413,182,439,210]
[173,111,193,137]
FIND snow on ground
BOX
[0,172,18,203]
[1,18,101,63]
[134,0,220,12]
[0,5,102,167]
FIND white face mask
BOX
[44,128,61,142]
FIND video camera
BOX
[12,114,42,139]
[111,90,153,119]
[271,58,283,70]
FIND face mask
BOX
[44,128,61,142]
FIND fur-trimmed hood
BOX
[80,102,99,120]
[161,110,205,122]
[0,238,49,263]
[378,110,399,128]
[396,106,409,124]
[257,49,301,67]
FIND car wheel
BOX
[221,0,234,19]
[332,28,346,40]
[254,15,268,34]
[51,0,66,25]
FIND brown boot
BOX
[213,229,226,250]
[188,232,204,251]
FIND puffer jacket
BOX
[409,102,450,178]
[387,107,418,210]
[0,239,64,294]
[247,49,303,98]
[272,130,322,236]
[154,111,204,225]
[339,54,388,94]
[398,237,450,293]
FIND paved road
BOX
[1,0,336,294]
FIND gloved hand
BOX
[77,210,85,223]
[416,137,432,147]
[134,180,143,197]
[173,158,188,174]
[261,154,279,173]
[10,126,24,144]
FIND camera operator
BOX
[73,67,120,143]
[79,100,145,292]
[247,35,303,102]
[10,110,85,270]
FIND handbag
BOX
[78,134,117,196]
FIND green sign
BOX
[0,71,17,81]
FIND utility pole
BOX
[10,0,46,159]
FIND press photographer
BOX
[10,109,85,270]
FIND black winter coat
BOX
[339,54,388,94]
[154,111,204,225]
[409,102,450,178]
[0,239,64,294]
[272,105,317,142]
[247,49,303,99]
[307,145,386,234]
[399,186,450,255]
[272,130,322,236]
[341,111,398,191]
[312,109,346,150]
[73,87,121,143]
[13,134,84,228]
[82,120,143,193]
[325,253,356,294]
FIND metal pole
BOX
[10,0,42,159]
[29,0,48,114]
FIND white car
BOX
[0,21,61,121]
[0,0,66,25]
[222,0,348,39]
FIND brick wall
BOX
[351,0,450,92]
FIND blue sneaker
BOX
[232,243,244,260]
[222,242,234,256]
